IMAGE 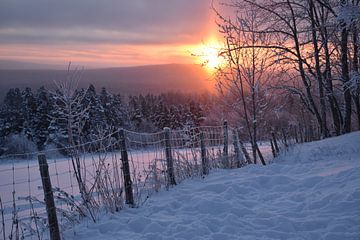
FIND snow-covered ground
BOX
[65,132,360,240]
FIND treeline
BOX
[0,85,212,155]
[214,0,360,138]
[206,0,360,164]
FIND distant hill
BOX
[0,64,214,100]
[0,60,64,70]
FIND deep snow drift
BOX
[65,132,360,240]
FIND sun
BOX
[189,39,225,72]
[202,46,223,69]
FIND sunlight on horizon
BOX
[186,38,225,73]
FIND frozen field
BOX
[0,149,174,222]
[64,132,360,240]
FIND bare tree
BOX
[345,0,360,130]
[213,5,277,165]
[339,0,352,133]
[352,25,360,130]
[308,0,329,136]
[314,0,343,135]
[50,63,97,221]
[214,0,360,137]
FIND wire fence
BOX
[0,122,305,240]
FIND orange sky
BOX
[0,1,224,68]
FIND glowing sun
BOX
[202,46,223,69]
[189,39,225,71]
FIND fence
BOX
[0,122,305,240]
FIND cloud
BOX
[0,42,196,67]
[0,0,212,45]
[0,27,204,45]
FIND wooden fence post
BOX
[232,129,242,168]
[309,125,314,141]
[271,131,280,154]
[282,128,288,148]
[294,125,299,143]
[239,139,251,164]
[38,154,61,240]
[119,129,134,206]
[164,127,176,186]
[200,132,209,175]
[317,126,321,140]
[270,139,276,158]
[223,120,229,167]
[300,125,304,143]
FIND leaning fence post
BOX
[294,125,299,143]
[38,154,61,240]
[304,126,308,142]
[282,128,288,148]
[270,139,276,158]
[299,124,304,143]
[200,132,209,175]
[119,129,134,206]
[223,120,229,167]
[239,139,251,164]
[308,125,313,141]
[164,127,176,186]
[232,129,242,168]
[271,131,280,154]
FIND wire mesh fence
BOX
[0,123,302,239]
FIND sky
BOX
[0,0,222,68]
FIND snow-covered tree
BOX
[0,88,24,136]
[33,86,52,150]
[21,87,37,141]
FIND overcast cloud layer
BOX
[0,0,212,45]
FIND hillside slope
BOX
[65,132,360,240]
[0,64,212,99]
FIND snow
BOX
[65,132,360,240]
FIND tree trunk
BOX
[352,26,360,130]
[341,25,352,133]
[288,1,323,133]
[255,142,266,165]
[355,97,360,130]
[309,0,328,137]
[251,35,258,165]
[322,24,342,135]
[252,82,257,164]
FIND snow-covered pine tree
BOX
[21,87,37,142]
[81,84,106,143]
[169,105,182,129]
[188,100,204,127]
[0,88,24,136]
[128,95,143,130]
[33,86,53,150]
[111,93,130,129]
[153,99,170,130]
